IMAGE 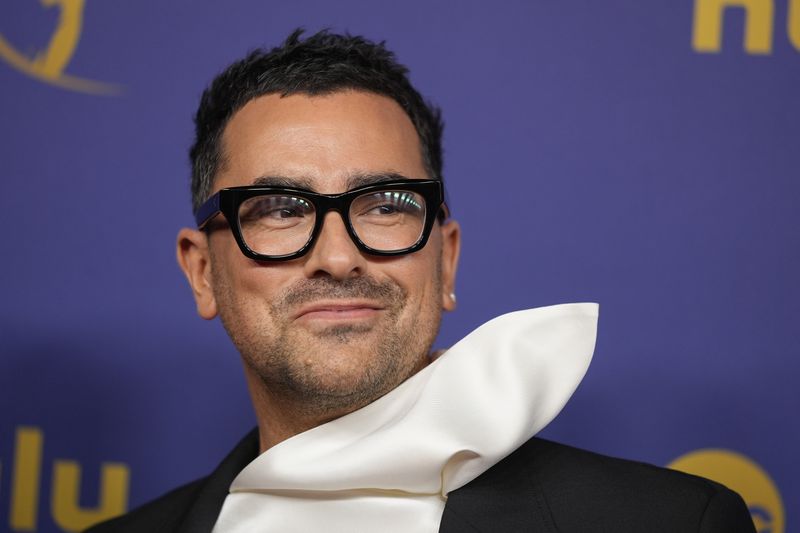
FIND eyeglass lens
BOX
[237,189,427,256]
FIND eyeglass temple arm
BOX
[195,193,221,228]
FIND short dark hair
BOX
[189,28,444,214]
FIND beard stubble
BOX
[212,262,443,418]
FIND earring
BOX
[449,292,457,304]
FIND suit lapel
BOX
[176,429,260,533]
[439,438,557,533]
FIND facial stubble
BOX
[212,254,443,419]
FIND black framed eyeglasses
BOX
[195,179,448,261]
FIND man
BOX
[87,30,755,532]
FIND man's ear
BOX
[439,219,461,311]
[176,228,218,319]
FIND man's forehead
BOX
[221,91,418,146]
[214,91,428,194]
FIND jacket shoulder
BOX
[83,477,207,533]
[82,429,260,533]
[516,438,755,532]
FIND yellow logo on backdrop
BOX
[1,426,129,532]
[693,0,800,54]
[0,0,121,94]
[668,449,785,533]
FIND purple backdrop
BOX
[1,1,797,531]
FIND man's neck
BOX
[242,355,431,453]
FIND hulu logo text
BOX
[693,0,800,54]
[2,427,129,532]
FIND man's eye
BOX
[371,204,399,215]
[358,192,422,217]
[239,196,312,224]
[272,207,304,218]
[242,205,302,220]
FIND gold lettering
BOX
[789,0,800,50]
[51,460,130,532]
[10,427,43,531]
[693,0,774,54]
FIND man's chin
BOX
[310,322,375,342]
[282,342,402,400]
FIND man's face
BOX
[178,91,460,416]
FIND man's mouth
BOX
[293,301,385,322]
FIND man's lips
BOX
[292,301,385,321]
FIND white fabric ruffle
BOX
[213,303,599,533]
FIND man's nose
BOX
[302,211,367,280]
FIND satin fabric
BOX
[212,303,599,532]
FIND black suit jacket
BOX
[86,429,755,532]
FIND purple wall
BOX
[1,1,797,531]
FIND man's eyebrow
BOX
[346,172,413,190]
[251,175,315,189]
[251,173,415,192]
